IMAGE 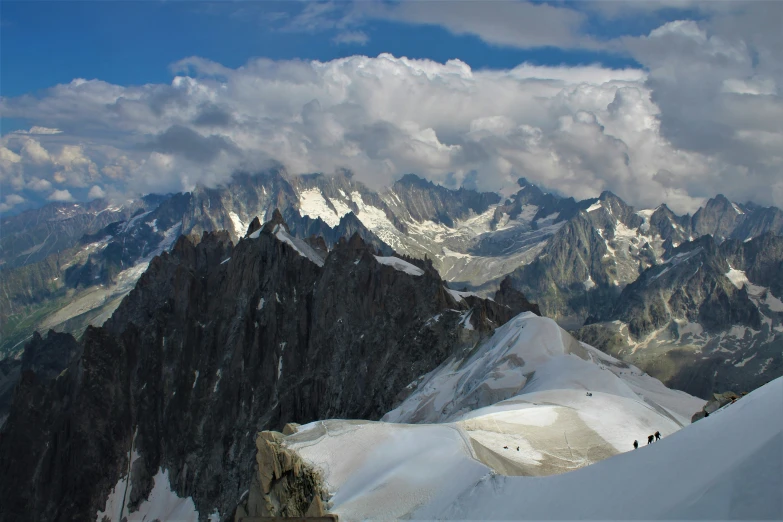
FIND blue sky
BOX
[1,1,781,215]
[1,1,646,101]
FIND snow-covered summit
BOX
[384,312,701,425]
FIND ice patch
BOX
[126,468,198,521]
[583,276,596,290]
[587,202,603,212]
[220,257,231,265]
[758,358,774,375]
[725,265,749,289]
[298,188,347,227]
[228,211,247,236]
[213,369,222,393]
[636,208,655,233]
[731,202,744,215]
[447,288,480,303]
[192,371,199,389]
[257,297,265,310]
[459,310,474,330]
[374,256,424,276]
[273,224,325,267]
[765,293,783,312]
[734,353,756,367]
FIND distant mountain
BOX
[2,170,782,399]
[0,196,163,269]
[576,233,783,398]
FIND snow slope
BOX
[284,313,724,520]
[373,256,424,276]
[287,377,782,521]
[384,312,701,426]
[429,377,783,520]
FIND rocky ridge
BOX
[0,210,533,522]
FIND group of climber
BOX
[633,431,661,449]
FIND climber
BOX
[503,445,508,450]
[633,440,638,449]
[586,391,592,397]
[647,434,654,445]
[516,446,520,451]
[655,431,661,441]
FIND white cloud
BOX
[5,194,25,206]
[0,194,26,213]
[88,185,107,199]
[27,177,53,192]
[621,2,783,207]
[21,138,51,164]
[332,30,369,46]
[11,126,63,135]
[47,189,74,202]
[0,53,725,213]
[358,0,599,50]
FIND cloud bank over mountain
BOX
[1,1,780,215]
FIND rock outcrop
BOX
[232,431,328,520]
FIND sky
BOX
[1,0,782,215]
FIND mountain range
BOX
[0,193,780,520]
[2,169,781,399]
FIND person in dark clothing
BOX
[633,440,638,449]
[516,446,520,451]
[503,446,508,449]
[647,434,654,444]
[655,431,661,441]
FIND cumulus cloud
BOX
[27,177,53,192]
[0,52,739,213]
[0,194,26,213]
[47,189,74,202]
[620,2,783,208]
[88,185,106,199]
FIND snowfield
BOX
[288,376,782,521]
[285,313,781,520]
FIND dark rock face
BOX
[0,214,517,521]
[504,211,618,326]
[575,233,783,399]
[692,195,743,240]
[0,359,21,429]
[493,276,541,317]
[391,173,500,227]
[648,204,693,249]
[691,195,783,241]
[721,233,783,298]
[607,237,761,339]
